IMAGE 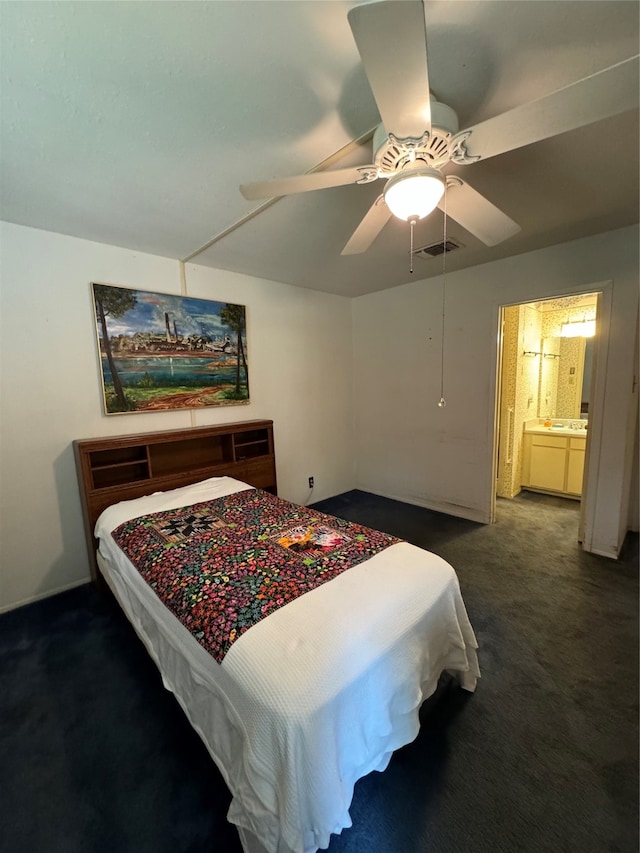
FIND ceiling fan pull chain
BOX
[409,217,416,274]
[438,188,448,408]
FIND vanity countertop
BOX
[524,420,587,438]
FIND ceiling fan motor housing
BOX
[373,99,459,175]
[241,0,638,257]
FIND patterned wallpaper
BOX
[497,306,519,498]
[497,304,541,498]
[540,300,596,337]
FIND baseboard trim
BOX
[587,546,619,561]
[0,578,89,615]
[359,488,489,525]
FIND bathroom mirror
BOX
[538,335,587,419]
[538,336,560,418]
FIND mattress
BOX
[95,476,480,853]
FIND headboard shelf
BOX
[92,461,151,489]
[74,419,276,583]
[148,435,233,478]
[90,444,149,468]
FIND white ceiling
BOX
[1,1,638,297]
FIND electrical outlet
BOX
[308,476,314,489]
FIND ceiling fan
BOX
[240,0,639,255]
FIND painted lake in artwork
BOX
[99,353,248,412]
[102,355,234,384]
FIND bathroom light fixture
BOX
[560,319,596,338]
[383,167,446,221]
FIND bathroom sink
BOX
[525,424,587,437]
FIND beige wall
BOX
[0,222,355,611]
[352,225,639,558]
[1,221,637,611]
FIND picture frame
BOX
[91,283,249,415]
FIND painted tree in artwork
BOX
[219,303,249,398]
[93,284,137,411]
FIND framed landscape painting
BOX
[91,283,249,415]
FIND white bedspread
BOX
[95,477,480,853]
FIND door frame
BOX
[490,281,612,553]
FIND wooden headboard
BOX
[74,419,276,583]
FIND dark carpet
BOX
[1,491,637,853]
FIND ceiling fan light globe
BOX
[384,169,445,221]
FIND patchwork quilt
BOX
[112,489,401,662]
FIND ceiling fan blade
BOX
[451,54,640,164]
[439,178,520,246]
[240,165,377,201]
[348,0,432,140]
[341,195,392,255]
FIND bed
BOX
[75,422,479,853]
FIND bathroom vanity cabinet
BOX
[521,430,586,498]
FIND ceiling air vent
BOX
[413,238,464,259]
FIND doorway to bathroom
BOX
[493,291,600,539]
